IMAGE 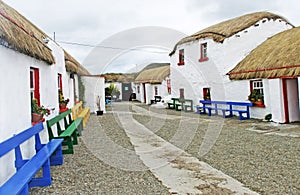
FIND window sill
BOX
[177,62,185,66]
[199,57,209,62]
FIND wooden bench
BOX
[175,99,193,112]
[197,100,253,120]
[151,95,162,104]
[167,98,179,109]
[0,123,63,195]
[46,109,82,154]
[72,101,90,128]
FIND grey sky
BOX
[3,0,300,74]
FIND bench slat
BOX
[0,123,43,158]
[0,138,63,194]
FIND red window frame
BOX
[167,79,171,94]
[30,67,40,105]
[137,85,140,94]
[250,80,265,107]
[178,49,185,66]
[58,73,63,91]
[154,86,158,96]
[179,88,184,99]
[199,42,209,62]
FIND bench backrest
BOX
[200,100,252,107]
[0,123,44,158]
[71,101,83,119]
[46,109,72,139]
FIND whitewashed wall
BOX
[0,39,78,185]
[170,18,292,121]
[82,76,105,113]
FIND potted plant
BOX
[248,89,257,103]
[31,99,50,122]
[58,89,70,110]
[96,96,103,115]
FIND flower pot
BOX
[59,103,67,109]
[32,113,43,122]
[96,110,103,115]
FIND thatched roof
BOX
[228,27,300,80]
[102,73,137,83]
[135,64,170,84]
[0,1,55,64]
[64,50,90,75]
[170,11,292,56]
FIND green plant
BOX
[78,76,85,103]
[105,83,119,96]
[31,99,50,116]
[58,89,70,104]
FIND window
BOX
[154,86,158,96]
[30,67,40,104]
[137,86,140,94]
[167,79,171,94]
[249,80,265,107]
[178,49,185,65]
[179,88,184,99]
[203,88,211,100]
[199,42,209,62]
[58,73,63,91]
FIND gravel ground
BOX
[30,112,170,195]
[132,104,300,195]
[29,102,300,195]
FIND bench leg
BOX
[62,137,74,154]
[50,143,63,166]
[72,131,78,145]
[238,112,250,120]
[28,159,51,187]
[207,108,212,116]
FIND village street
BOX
[31,102,300,195]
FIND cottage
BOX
[103,73,136,101]
[169,12,293,111]
[0,1,91,185]
[135,63,170,104]
[228,27,300,123]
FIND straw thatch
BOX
[228,27,300,80]
[102,73,137,83]
[64,50,90,75]
[135,63,170,84]
[170,11,292,56]
[0,1,55,64]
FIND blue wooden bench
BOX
[196,100,253,120]
[0,123,63,195]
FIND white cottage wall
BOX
[82,76,105,113]
[170,18,292,119]
[135,83,142,102]
[0,39,79,184]
[159,78,170,99]
[269,79,285,123]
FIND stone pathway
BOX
[113,102,258,194]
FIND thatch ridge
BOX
[170,11,293,56]
[64,50,90,75]
[0,1,55,64]
[228,26,300,80]
[135,64,170,84]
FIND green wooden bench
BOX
[0,123,63,195]
[46,109,83,154]
[167,98,179,109]
[175,99,193,112]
